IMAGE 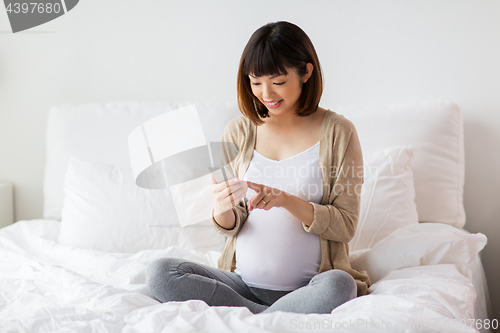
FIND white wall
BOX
[1,0,499,319]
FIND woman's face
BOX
[249,64,312,118]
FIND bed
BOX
[0,100,492,333]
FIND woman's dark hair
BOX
[237,21,323,126]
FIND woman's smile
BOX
[264,100,283,108]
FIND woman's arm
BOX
[282,193,314,227]
[213,203,237,230]
[211,198,248,237]
[302,124,364,243]
[210,119,249,237]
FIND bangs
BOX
[242,40,289,78]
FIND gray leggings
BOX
[145,258,357,314]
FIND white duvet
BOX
[0,220,489,333]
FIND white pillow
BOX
[341,100,465,228]
[349,145,419,251]
[58,157,226,253]
[44,102,242,221]
[350,223,488,283]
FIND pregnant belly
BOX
[235,207,321,291]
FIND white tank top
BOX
[235,141,323,291]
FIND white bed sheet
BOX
[0,220,490,333]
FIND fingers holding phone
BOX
[209,167,248,214]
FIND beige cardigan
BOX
[211,109,371,296]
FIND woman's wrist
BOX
[282,192,314,227]
[212,207,236,230]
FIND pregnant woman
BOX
[146,21,371,314]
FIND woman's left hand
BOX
[246,181,288,211]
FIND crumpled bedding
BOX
[0,220,488,333]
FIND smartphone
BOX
[208,165,236,184]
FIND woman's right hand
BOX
[211,175,248,215]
